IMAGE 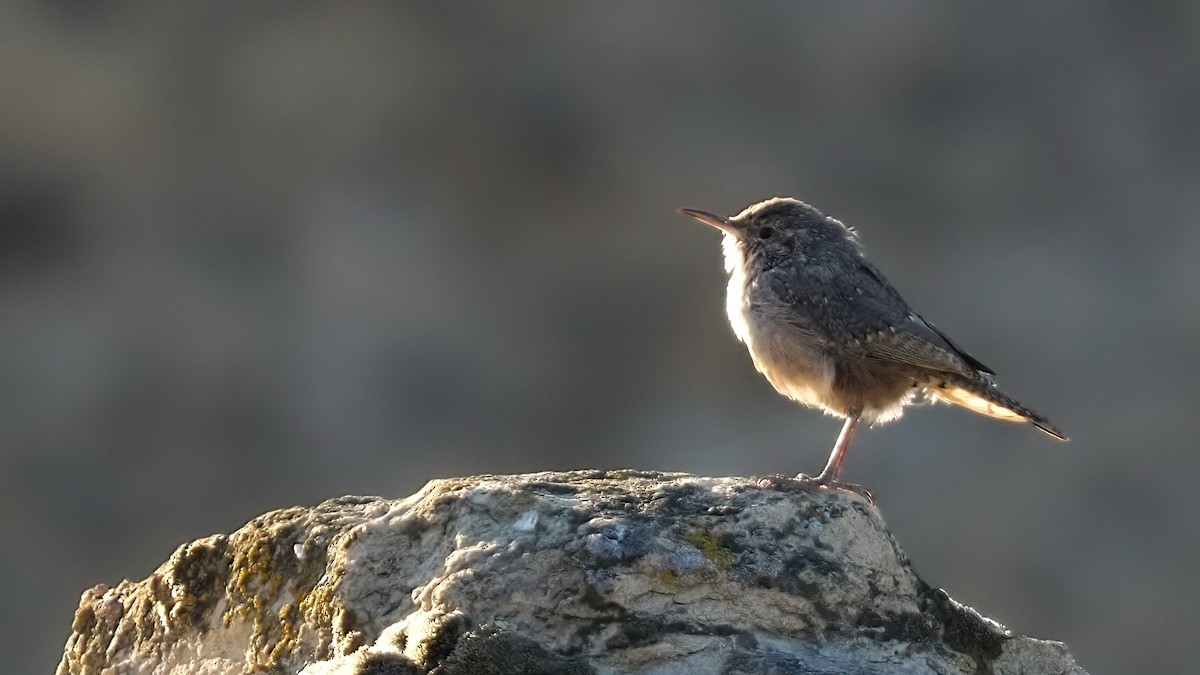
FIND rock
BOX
[56,471,1087,674]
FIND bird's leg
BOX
[816,415,859,483]
[793,413,873,502]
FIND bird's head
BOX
[678,197,856,272]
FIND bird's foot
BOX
[756,473,812,493]
[755,473,874,503]
[798,473,875,503]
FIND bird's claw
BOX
[799,473,875,503]
[755,473,874,503]
[756,474,809,492]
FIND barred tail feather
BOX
[926,375,1068,441]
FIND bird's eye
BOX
[758,226,775,239]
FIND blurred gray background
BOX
[3,2,1197,673]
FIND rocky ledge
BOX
[57,471,1086,674]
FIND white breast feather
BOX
[722,234,837,411]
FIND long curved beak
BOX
[677,207,742,237]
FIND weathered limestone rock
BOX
[58,471,1087,674]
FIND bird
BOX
[678,197,1066,492]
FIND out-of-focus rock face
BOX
[57,471,1086,674]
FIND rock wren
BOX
[679,197,1066,490]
